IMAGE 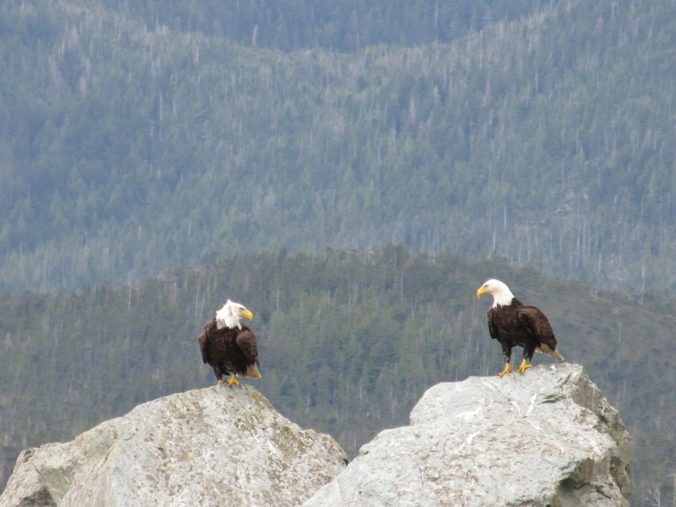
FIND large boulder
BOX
[305,363,631,506]
[0,386,346,506]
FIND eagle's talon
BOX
[216,379,225,387]
[497,363,512,378]
[226,374,240,386]
[517,359,533,374]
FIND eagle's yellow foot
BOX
[226,374,240,386]
[517,359,533,374]
[497,363,512,378]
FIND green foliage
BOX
[0,249,673,504]
[0,0,674,291]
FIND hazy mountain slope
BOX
[90,0,555,51]
[0,249,673,504]
[0,0,673,291]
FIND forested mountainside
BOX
[85,0,555,51]
[1,0,674,291]
[1,249,674,503]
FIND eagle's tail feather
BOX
[245,363,262,379]
[540,344,565,362]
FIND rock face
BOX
[305,364,631,507]
[0,386,346,507]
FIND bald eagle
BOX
[198,299,261,386]
[476,279,564,378]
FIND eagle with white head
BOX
[476,279,565,377]
[199,299,261,386]
[216,299,253,330]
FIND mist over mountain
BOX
[0,0,673,291]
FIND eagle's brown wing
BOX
[198,320,217,364]
[487,308,499,340]
[198,332,208,364]
[516,305,557,350]
[235,328,258,364]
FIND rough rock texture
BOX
[305,363,631,507]
[0,386,346,507]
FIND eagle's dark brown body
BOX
[198,319,261,383]
[487,298,562,364]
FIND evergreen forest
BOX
[0,0,674,291]
[1,1,675,505]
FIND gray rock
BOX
[305,363,631,507]
[0,386,346,507]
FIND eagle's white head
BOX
[215,299,254,330]
[475,279,515,308]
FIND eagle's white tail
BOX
[245,363,262,379]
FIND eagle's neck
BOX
[217,317,242,330]
[491,287,515,308]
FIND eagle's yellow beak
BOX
[240,308,254,321]
[476,286,490,299]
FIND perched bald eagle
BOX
[476,279,564,378]
[198,299,261,386]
